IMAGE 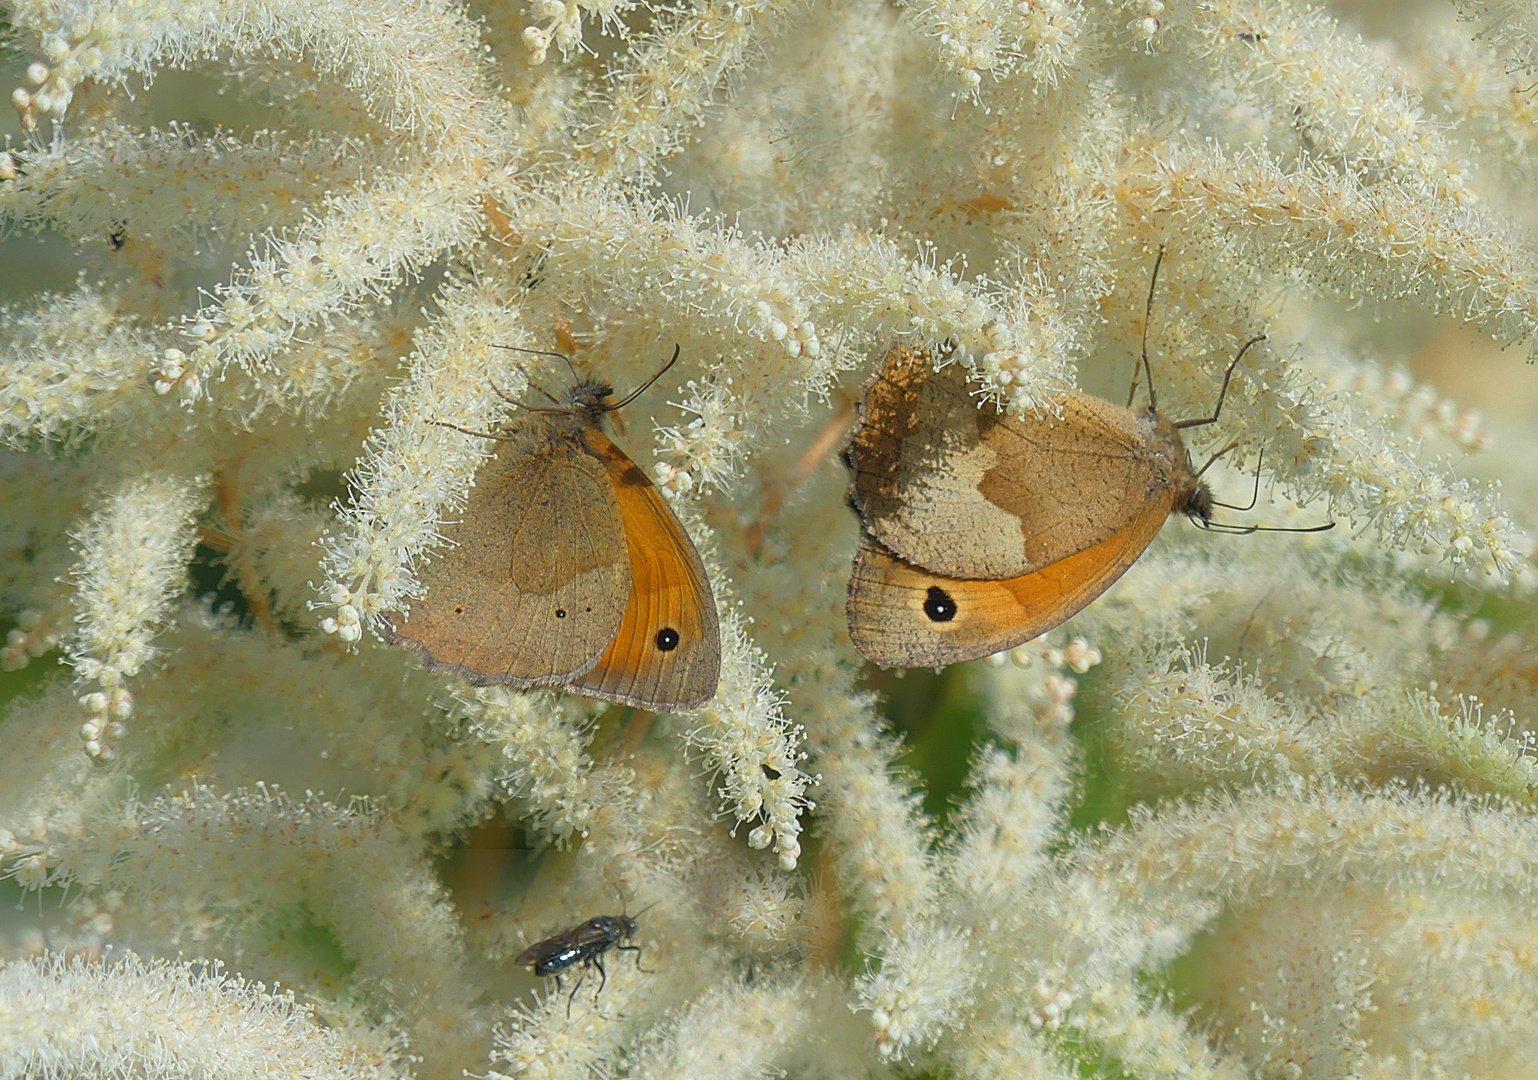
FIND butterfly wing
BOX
[382,423,631,685]
[567,427,721,710]
[846,487,1174,668]
[848,347,1170,579]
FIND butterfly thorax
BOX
[1143,406,1213,525]
[511,380,615,450]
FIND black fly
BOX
[516,912,645,1016]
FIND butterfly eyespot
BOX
[555,609,567,619]
[655,628,680,651]
[923,586,957,623]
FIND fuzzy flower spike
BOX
[1,2,1537,1079]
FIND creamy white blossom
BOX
[3,1,1538,1078]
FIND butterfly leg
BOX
[1193,437,1242,480]
[1175,335,1266,431]
[1211,448,1264,512]
[428,419,518,441]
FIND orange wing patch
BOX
[572,428,721,710]
[847,490,1174,668]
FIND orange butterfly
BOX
[384,348,721,709]
[843,259,1325,667]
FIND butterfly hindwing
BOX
[846,489,1173,668]
[847,348,1172,580]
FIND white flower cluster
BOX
[66,476,204,760]
[1,0,1538,1077]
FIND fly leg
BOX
[618,941,652,974]
[592,952,607,1001]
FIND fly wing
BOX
[561,917,622,950]
[516,934,585,974]
[847,347,1171,580]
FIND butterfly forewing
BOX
[847,347,1177,581]
[385,369,723,711]
[572,428,720,710]
[843,342,1208,669]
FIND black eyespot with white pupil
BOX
[555,608,567,619]
[655,628,680,651]
[923,586,957,623]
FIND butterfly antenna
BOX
[557,351,581,385]
[1175,334,1266,431]
[427,419,518,441]
[492,342,577,363]
[1210,448,1264,512]
[609,344,681,410]
[490,344,575,406]
[488,372,556,411]
[1129,246,1165,410]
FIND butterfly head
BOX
[1180,480,1215,526]
[564,380,617,420]
[1150,409,1215,527]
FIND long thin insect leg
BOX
[428,419,517,441]
[1211,449,1264,511]
[618,942,653,974]
[1175,335,1266,431]
[1129,246,1165,409]
[1194,438,1242,479]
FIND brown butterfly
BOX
[844,266,1325,668]
[384,347,721,710]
